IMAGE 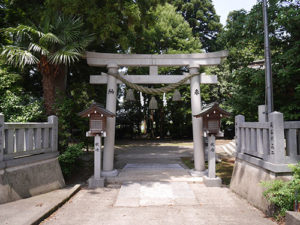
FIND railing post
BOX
[48,116,58,152]
[258,105,267,122]
[268,112,285,164]
[0,114,4,161]
[235,115,245,153]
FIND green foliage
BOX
[54,94,90,150]
[133,3,202,54]
[44,0,166,52]
[262,162,300,220]
[173,0,222,51]
[1,16,94,68]
[117,3,202,139]
[216,0,300,121]
[0,64,45,122]
[58,143,84,178]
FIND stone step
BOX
[221,143,236,156]
[105,163,204,184]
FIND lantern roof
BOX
[78,102,115,118]
[194,102,231,118]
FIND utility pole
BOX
[263,0,274,118]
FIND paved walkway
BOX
[0,185,80,225]
[40,141,275,225]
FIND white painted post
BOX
[103,64,118,176]
[208,135,216,178]
[235,115,245,153]
[190,66,205,174]
[0,114,4,161]
[94,134,102,180]
[268,112,285,164]
[48,116,58,152]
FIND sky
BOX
[212,0,258,26]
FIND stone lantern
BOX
[194,102,231,136]
[194,102,231,187]
[78,102,115,137]
[78,102,115,188]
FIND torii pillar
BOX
[102,64,118,176]
[86,51,228,177]
[190,66,206,175]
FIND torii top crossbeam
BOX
[86,50,228,67]
[87,51,228,85]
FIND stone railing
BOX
[235,110,300,173]
[0,114,58,167]
[284,121,300,163]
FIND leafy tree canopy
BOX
[217,0,300,121]
[173,0,222,51]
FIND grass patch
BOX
[181,157,235,185]
[181,157,195,169]
[216,158,235,185]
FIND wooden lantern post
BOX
[78,102,115,188]
[194,102,231,187]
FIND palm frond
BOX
[40,32,64,45]
[1,45,39,67]
[4,25,43,42]
[54,16,84,43]
[48,49,82,65]
[28,43,49,55]
[75,34,95,49]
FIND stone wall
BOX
[230,158,291,213]
[0,156,65,204]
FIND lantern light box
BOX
[194,102,231,135]
[78,102,115,137]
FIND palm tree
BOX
[1,16,94,115]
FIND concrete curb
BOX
[285,211,300,225]
[0,184,81,225]
[31,184,81,225]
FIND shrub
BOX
[262,162,300,220]
[58,143,84,178]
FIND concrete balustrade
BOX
[0,114,64,204]
[235,109,300,173]
[0,116,58,161]
[231,106,300,213]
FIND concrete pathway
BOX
[41,183,275,225]
[0,141,276,225]
[41,141,275,225]
[0,185,80,225]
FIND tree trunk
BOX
[42,71,55,115]
[54,65,67,100]
[38,56,63,115]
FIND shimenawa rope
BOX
[105,72,199,95]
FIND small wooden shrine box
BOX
[194,102,231,135]
[78,102,115,136]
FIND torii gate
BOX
[86,51,228,176]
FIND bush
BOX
[0,66,45,122]
[58,143,84,178]
[262,162,300,220]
